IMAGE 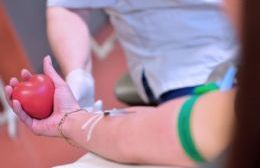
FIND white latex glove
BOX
[66,69,102,112]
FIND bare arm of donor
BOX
[63,90,236,167]
[5,57,236,167]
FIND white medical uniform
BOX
[48,0,237,102]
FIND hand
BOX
[66,69,94,109]
[66,68,103,112]
[65,69,103,112]
[5,56,80,137]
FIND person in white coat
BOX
[46,0,237,108]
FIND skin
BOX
[4,1,239,167]
[5,56,236,167]
[47,7,92,76]
[223,0,241,34]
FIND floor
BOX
[0,24,128,168]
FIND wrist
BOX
[61,109,90,141]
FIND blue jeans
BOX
[142,72,199,105]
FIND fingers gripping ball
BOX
[12,74,55,119]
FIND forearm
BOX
[63,99,194,166]
[62,90,236,166]
[47,7,91,75]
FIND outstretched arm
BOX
[63,90,235,166]
[5,57,236,167]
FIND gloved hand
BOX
[66,68,102,112]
